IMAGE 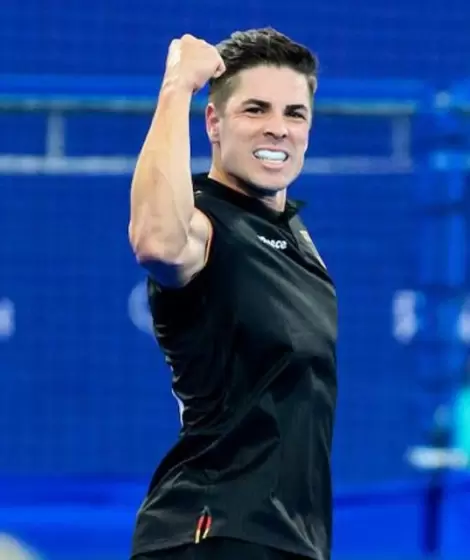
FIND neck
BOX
[208,164,286,213]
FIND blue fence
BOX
[2,2,470,559]
[0,72,469,559]
[2,0,470,83]
[1,75,469,478]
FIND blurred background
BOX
[1,0,470,559]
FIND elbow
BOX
[128,220,187,265]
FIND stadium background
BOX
[1,0,470,558]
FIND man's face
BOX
[206,65,313,193]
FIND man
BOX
[129,28,338,560]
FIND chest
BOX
[226,216,338,361]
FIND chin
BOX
[249,171,293,192]
[228,166,294,195]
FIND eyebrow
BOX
[241,98,309,113]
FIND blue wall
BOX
[1,2,470,558]
[0,168,418,484]
[2,0,470,84]
[1,0,469,485]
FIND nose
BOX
[263,113,288,140]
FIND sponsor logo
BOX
[257,235,287,250]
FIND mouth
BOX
[253,149,289,165]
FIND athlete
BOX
[129,27,338,560]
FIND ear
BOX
[206,102,221,144]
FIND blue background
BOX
[0,172,418,482]
[1,0,470,83]
[1,0,470,559]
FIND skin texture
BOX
[129,36,316,287]
[206,65,313,212]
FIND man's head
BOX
[205,28,318,196]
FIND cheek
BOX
[291,134,309,169]
[296,132,310,156]
[300,127,310,145]
[220,126,252,158]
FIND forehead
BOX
[229,65,311,106]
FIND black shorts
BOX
[133,537,305,560]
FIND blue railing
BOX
[0,74,433,111]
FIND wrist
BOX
[160,75,194,98]
[153,78,193,124]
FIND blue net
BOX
[1,0,470,82]
[0,74,426,483]
[1,3,470,558]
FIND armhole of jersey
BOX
[145,207,215,294]
[146,210,219,333]
[201,210,214,268]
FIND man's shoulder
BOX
[192,175,238,215]
[191,175,253,249]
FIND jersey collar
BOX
[193,174,305,224]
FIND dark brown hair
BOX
[209,27,318,109]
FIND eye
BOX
[288,111,306,120]
[245,106,263,114]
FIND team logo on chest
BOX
[299,230,327,270]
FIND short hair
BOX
[208,27,319,109]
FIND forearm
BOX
[129,81,194,261]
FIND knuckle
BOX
[180,34,196,47]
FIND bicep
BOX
[140,209,213,288]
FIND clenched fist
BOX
[164,34,226,93]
